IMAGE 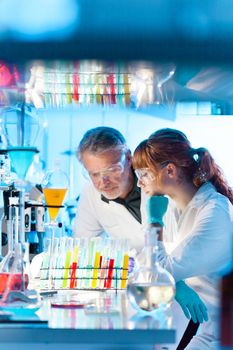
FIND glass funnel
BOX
[42,160,69,224]
[7,147,39,182]
[127,226,175,315]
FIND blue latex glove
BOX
[175,281,208,323]
[128,257,135,274]
[146,196,168,226]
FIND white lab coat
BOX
[73,181,176,253]
[73,182,147,253]
[157,182,233,349]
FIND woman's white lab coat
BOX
[158,182,233,349]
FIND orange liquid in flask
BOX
[43,188,67,221]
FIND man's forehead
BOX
[82,148,123,169]
[86,148,123,160]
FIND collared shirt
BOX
[101,174,141,224]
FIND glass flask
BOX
[0,242,41,314]
[127,225,175,314]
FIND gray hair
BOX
[77,126,128,162]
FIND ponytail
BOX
[193,147,233,204]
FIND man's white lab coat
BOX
[73,182,147,252]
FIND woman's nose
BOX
[137,178,143,187]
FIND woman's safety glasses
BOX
[135,161,170,184]
[135,168,155,183]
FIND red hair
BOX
[133,128,233,204]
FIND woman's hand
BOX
[175,280,208,323]
[146,196,168,226]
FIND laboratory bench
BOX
[0,289,176,350]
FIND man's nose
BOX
[100,173,111,184]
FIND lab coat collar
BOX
[186,182,216,209]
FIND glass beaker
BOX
[127,226,175,314]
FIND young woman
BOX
[133,128,233,350]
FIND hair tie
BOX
[192,149,199,163]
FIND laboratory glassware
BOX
[42,160,69,225]
[42,161,69,288]
[127,225,175,314]
[0,242,41,314]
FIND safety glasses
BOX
[135,161,170,183]
[83,154,127,183]
[135,168,155,183]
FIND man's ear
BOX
[126,149,132,163]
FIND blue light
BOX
[0,0,79,40]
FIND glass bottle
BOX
[127,224,175,314]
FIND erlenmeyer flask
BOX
[0,242,41,314]
[127,225,175,314]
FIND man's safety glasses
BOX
[84,154,126,183]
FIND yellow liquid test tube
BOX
[123,74,131,105]
[62,250,71,288]
[92,252,101,289]
[121,254,129,289]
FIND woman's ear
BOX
[166,163,177,178]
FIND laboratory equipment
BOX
[127,225,175,314]
[6,146,39,244]
[42,161,68,288]
[1,102,40,148]
[38,237,130,291]
[42,160,68,225]
[0,241,41,314]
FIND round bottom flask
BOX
[127,265,175,313]
[127,226,175,314]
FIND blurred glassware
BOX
[127,226,175,315]
[1,102,40,147]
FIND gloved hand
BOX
[128,257,135,274]
[146,196,168,226]
[175,280,208,323]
